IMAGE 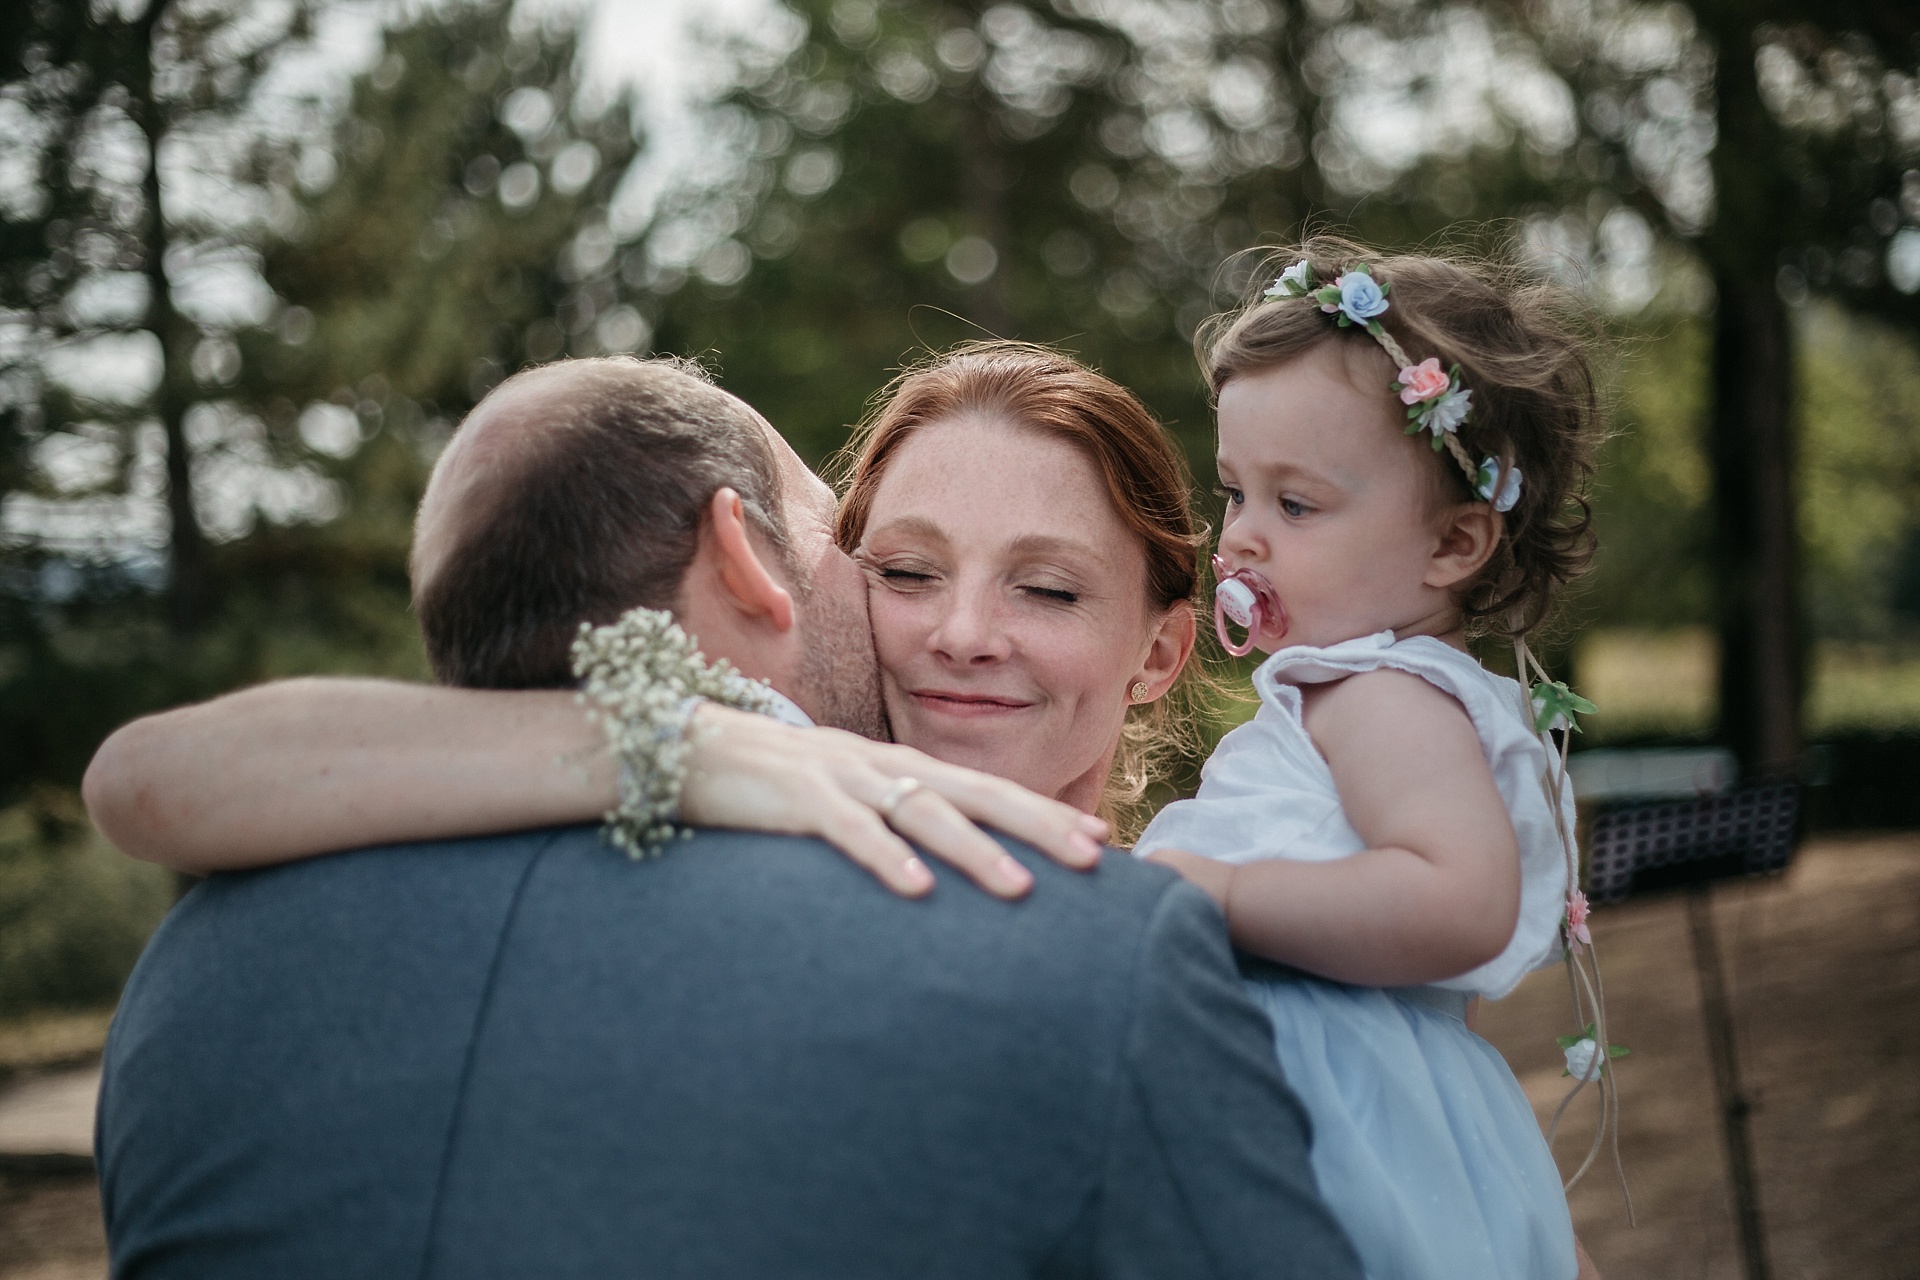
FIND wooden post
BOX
[1685,883,1771,1280]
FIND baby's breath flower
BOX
[571,607,776,858]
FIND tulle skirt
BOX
[1242,967,1577,1280]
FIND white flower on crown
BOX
[1265,259,1315,299]
[1425,386,1472,434]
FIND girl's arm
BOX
[83,678,1105,897]
[1149,669,1521,988]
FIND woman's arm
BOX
[84,678,1105,897]
[1148,669,1522,987]
[84,678,615,873]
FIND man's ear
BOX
[1424,504,1503,591]
[1130,602,1198,704]
[704,488,795,633]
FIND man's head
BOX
[411,357,884,737]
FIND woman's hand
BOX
[679,704,1106,899]
[84,676,1106,900]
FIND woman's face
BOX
[854,415,1188,812]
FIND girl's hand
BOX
[680,704,1106,899]
[1142,848,1234,910]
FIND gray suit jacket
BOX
[98,826,1360,1279]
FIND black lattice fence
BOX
[1585,780,1801,905]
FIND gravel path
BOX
[1479,833,1920,1278]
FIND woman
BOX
[85,342,1206,882]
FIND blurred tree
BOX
[1689,1,1920,774]
[1545,0,1920,771]
[638,0,1355,469]
[0,0,317,633]
[0,0,640,796]
[212,0,644,681]
[1304,0,1920,769]
[0,0,320,792]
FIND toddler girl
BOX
[1137,237,1604,1280]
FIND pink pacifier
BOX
[1212,554,1287,657]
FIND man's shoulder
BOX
[657,825,1194,950]
[143,824,1197,976]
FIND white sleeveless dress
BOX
[1135,631,1578,1280]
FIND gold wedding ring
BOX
[876,776,923,822]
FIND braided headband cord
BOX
[1264,261,1521,513]
[1365,326,1481,481]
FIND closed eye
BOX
[1024,585,1079,604]
[869,563,939,590]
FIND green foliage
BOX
[1797,306,1920,641]
[640,0,1415,477]
[1580,317,1717,632]
[0,788,173,1015]
[1581,303,1920,645]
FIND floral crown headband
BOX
[1264,260,1522,513]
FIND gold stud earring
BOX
[1130,680,1150,703]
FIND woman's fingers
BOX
[678,706,1106,895]
[898,756,1107,870]
[812,796,936,898]
[877,783,1034,899]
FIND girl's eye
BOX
[1280,497,1312,518]
[1215,484,1244,507]
[1024,585,1079,605]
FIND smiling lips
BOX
[908,690,1035,717]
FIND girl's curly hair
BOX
[1199,234,1604,640]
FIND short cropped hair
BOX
[415,356,788,688]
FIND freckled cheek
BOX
[1022,617,1122,716]
[864,592,929,680]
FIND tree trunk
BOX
[1707,269,1801,775]
[127,0,211,635]
[1700,8,1804,777]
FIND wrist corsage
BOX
[571,606,775,857]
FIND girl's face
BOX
[855,416,1190,813]
[1214,341,1488,652]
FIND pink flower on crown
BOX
[1566,890,1592,946]
[1397,358,1450,405]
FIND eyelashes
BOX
[869,564,1080,607]
[1215,484,1312,519]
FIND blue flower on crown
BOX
[1475,456,1523,512]
[1314,265,1390,328]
